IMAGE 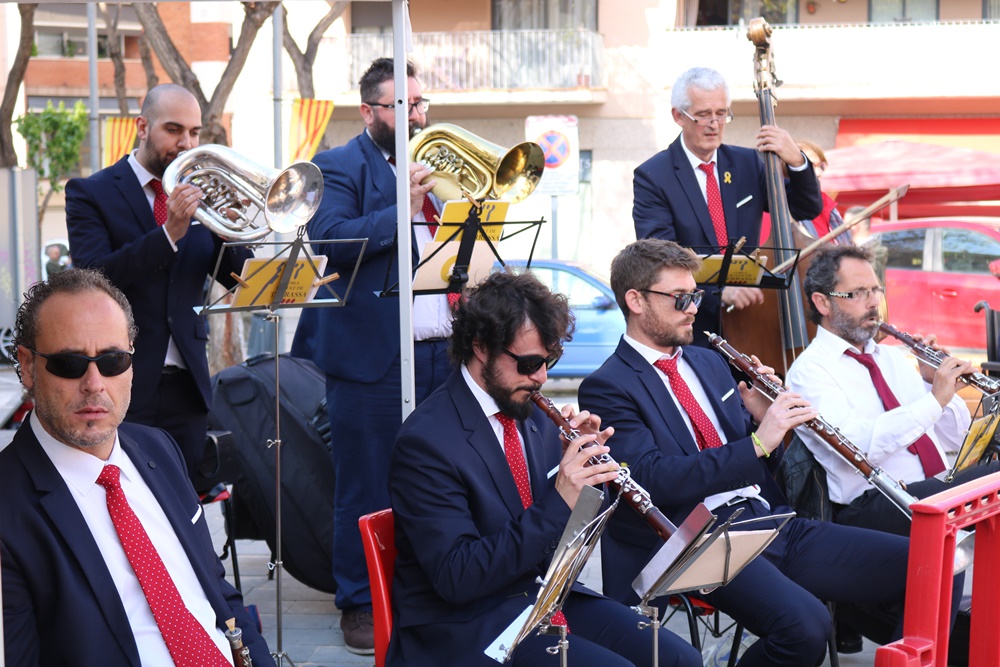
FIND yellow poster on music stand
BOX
[232,256,328,308]
[433,200,508,242]
[694,254,768,286]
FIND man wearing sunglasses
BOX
[288,57,452,654]
[385,270,701,667]
[579,239,921,667]
[632,67,823,348]
[66,84,253,488]
[1,269,274,667]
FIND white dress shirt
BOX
[33,413,233,665]
[622,335,767,511]
[786,325,970,505]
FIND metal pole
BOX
[392,0,416,421]
[87,3,100,174]
[273,5,283,168]
[550,195,559,259]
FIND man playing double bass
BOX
[633,67,823,348]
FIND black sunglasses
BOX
[503,349,561,376]
[640,288,704,311]
[30,349,133,379]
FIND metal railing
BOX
[330,30,604,92]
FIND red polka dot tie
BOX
[149,179,168,227]
[653,356,724,450]
[96,465,230,667]
[495,413,568,629]
[697,162,728,247]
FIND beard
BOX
[137,144,176,179]
[829,302,881,345]
[645,310,695,349]
[30,374,128,451]
[482,355,541,421]
[370,113,427,158]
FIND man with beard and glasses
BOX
[787,244,999,537]
[385,270,702,667]
[66,83,253,487]
[1,269,274,667]
[579,239,921,667]
[288,57,452,654]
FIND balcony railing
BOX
[328,30,605,93]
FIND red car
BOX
[870,217,1000,351]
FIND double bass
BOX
[721,18,814,375]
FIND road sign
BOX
[526,116,580,196]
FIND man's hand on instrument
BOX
[554,405,617,510]
[722,286,764,311]
[738,357,781,422]
[408,163,436,220]
[756,125,807,168]
[931,355,974,407]
[164,182,203,242]
[562,405,614,446]
[754,391,816,456]
[910,332,950,384]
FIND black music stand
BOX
[200,228,366,666]
[484,485,612,665]
[377,198,546,299]
[690,240,802,293]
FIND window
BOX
[492,0,597,31]
[695,0,797,26]
[870,0,937,22]
[880,229,926,270]
[350,1,391,35]
[987,0,1000,19]
[941,229,1000,274]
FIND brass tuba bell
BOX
[163,144,324,242]
[409,123,545,204]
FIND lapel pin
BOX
[723,171,732,184]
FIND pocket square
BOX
[721,388,735,402]
[736,195,753,208]
[191,505,203,524]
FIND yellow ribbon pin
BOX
[723,171,732,184]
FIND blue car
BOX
[497,260,625,378]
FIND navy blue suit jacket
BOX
[578,340,788,602]
[66,156,252,413]
[386,370,600,666]
[632,137,822,346]
[292,132,420,382]
[0,421,274,667]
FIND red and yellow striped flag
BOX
[289,99,334,163]
[102,117,138,169]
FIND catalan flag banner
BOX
[289,99,334,163]
[102,116,138,169]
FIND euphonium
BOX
[409,123,545,204]
[163,144,324,242]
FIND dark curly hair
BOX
[449,270,574,367]
[359,58,417,104]
[8,268,138,381]
[803,244,875,324]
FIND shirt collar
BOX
[127,150,158,189]
[32,410,127,496]
[623,333,685,367]
[679,135,717,171]
[461,363,503,419]
[814,324,880,358]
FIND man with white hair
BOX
[633,67,823,347]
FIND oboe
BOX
[706,332,917,517]
[529,390,677,540]
[878,322,1000,396]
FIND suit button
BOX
[167,316,173,324]
[543,547,551,554]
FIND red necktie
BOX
[96,465,230,667]
[495,413,568,629]
[843,349,946,477]
[149,179,168,227]
[654,356,724,450]
[697,162,728,247]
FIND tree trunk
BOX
[138,35,160,90]
[281,1,348,100]
[100,3,131,115]
[0,4,36,168]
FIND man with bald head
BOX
[67,83,252,486]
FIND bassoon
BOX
[878,322,1000,396]
[530,391,677,541]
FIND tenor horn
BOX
[163,144,324,242]
[409,123,545,204]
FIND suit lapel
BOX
[113,157,158,235]
[615,341,702,456]
[358,132,422,262]
[686,347,745,443]
[716,147,740,243]
[16,428,141,666]
[521,414,552,504]
[670,138,718,247]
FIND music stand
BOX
[691,240,802,293]
[377,197,546,299]
[484,485,612,665]
[947,393,1000,482]
[200,227,366,666]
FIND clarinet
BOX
[225,619,253,667]
[529,390,677,540]
[878,322,1000,396]
[706,332,917,517]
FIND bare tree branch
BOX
[281,1,347,99]
[133,3,207,106]
[1,4,37,168]
[138,34,160,90]
[99,3,130,115]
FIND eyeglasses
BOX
[29,349,133,379]
[679,108,734,127]
[365,98,431,115]
[827,287,885,301]
[503,349,562,376]
[640,289,704,311]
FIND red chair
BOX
[359,509,396,667]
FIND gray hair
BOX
[671,67,731,111]
[803,244,876,324]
